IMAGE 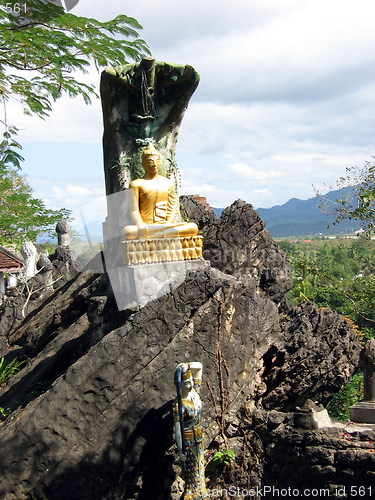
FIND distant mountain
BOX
[213,187,360,237]
[212,207,224,218]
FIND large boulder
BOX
[182,198,292,302]
[259,301,362,410]
[0,267,283,499]
[0,200,363,500]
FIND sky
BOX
[8,0,375,234]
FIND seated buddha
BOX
[123,144,198,240]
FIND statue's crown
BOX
[142,143,160,158]
[182,369,192,381]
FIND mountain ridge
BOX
[214,187,360,237]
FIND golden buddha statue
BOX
[121,144,202,265]
[123,144,198,240]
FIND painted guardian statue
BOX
[174,362,207,500]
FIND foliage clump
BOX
[315,158,375,236]
[281,236,374,420]
[280,237,374,337]
[0,161,70,245]
[0,1,150,246]
[0,1,150,119]
[0,356,25,418]
[0,356,24,385]
[212,449,236,468]
[327,371,364,421]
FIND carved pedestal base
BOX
[121,236,203,266]
[350,401,375,424]
[107,260,210,311]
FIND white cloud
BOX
[11,79,103,144]
[229,163,285,183]
[30,178,107,230]
[51,185,103,202]
[4,0,374,216]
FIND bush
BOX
[327,371,364,421]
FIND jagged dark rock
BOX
[216,408,375,498]
[0,267,283,499]
[259,301,362,411]
[182,198,292,302]
[0,270,59,346]
[0,247,82,342]
[0,199,363,500]
[179,195,217,233]
[49,245,84,279]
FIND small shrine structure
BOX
[0,246,24,295]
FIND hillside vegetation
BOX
[280,236,374,338]
[280,236,374,419]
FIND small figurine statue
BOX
[56,219,70,247]
[21,240,38,280]
[174,362,207,500]
[123,144,198,240]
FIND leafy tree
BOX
[316,158,375,235]
[0,0,149,120]
[283,237,374,420]
[0,161,70,245]
[0,0,150,245]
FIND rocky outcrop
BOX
[259,302,362,410]
[208,408,375,498]
[182,198,291,302]
[0,239,82,343]
[0,269,59,348]
[0,267,283,499]
[50,219,83,279]
[180,195,217,234]
[0,200,363,500]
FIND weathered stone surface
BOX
[294,400,332,429]
[0,267,284,499]
[0,270,59,344]
[180,195,217,234]
[0,246,84,342]
[259,302,361,410]
[182,198,292,302]
[350,401,375,424]
[221,410,375,496]
[49,245,83,278]
[0,273,126,411]
[0,198,364,499]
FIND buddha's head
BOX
[142,143,161,177]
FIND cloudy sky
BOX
[10,0,375,233]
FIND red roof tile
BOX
[0,247,24,271]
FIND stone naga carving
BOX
[100,57,200,196]
[174,362,207,500]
